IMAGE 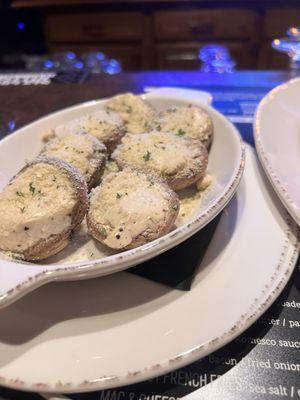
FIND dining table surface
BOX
[0,69,299,400]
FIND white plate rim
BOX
[254,76,300,225]
[0,145,298,394]
[0,93,245,308]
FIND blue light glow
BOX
[8,120,15,132]
[74,61,84,69]
[103,59,122,75]
[96,52,105,61]
[44,60,54,69]
[66,52,76,60]
[17,21,25,31]
[111,59,120,66]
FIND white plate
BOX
[0,146,298,394]
[254,77,300,225]
[0,90,244,308]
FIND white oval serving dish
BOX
[0,90,244,308]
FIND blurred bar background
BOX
[0,0,299,72]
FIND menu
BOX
[0,84,299,400]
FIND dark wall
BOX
[0,3,44,68]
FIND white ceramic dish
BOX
[0,90,244,308]
[0,146,298,394]
[254,77,300,226]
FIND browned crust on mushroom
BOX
[164,140,208,190]
[100,125,126,154]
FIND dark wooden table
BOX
[0,70,299,400]
[0,71,291,133]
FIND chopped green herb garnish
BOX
[11,252,24,261]
[172,203,179,211]
[16,191,24,197]
[20,206,25,213]
[161,170,174,178]
[100,227,107,237]
[29,182,35,195]
[52,175,57,182]
[157,125,161,131]
[148,177,155,186]
[116,192,122,199]
[166,108,177,113]
[177,129,186,136]
[143,150,151,161]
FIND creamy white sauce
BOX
[0,163,77,252]
[176,175,214,225]
[0,174,213,263]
